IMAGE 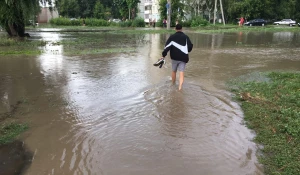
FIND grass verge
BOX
[0,37,46,55]
[229,72,300,175]
[26,24,300,34]
[0,122,28,145]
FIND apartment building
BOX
[138,0,160,23]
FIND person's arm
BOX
[187,36,193,52]
[162,37,172,58]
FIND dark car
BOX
[244,19,267,26]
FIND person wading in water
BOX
[161,24,193,90]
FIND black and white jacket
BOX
[162,31,193,63]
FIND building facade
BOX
[139,0,160,23]
[37,7,59,23]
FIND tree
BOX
[77,0,94,18]
[159,0,184,26]
[93,0,111,19]
[113,0,140,20]
[224,0,298,23]
[0,0,45,37]
[126,0,140,19]
[57,0,80,18]
[93,0,105,19]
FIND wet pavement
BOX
[1,30,300,175]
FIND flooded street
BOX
[1,30,300,175]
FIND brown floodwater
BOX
[1,30,300,175]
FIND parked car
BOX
[244,19,266,26]
[273,19,296,26]
[112,19,121,23]
[298,23,300,27]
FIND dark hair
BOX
[175,24,182,30]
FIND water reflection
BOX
[273,32,294,42]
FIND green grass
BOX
[0,37,46,55]
[0,37,47,47]
[26,24,174,34]
[193,24,300,33]
[229,72,300,175]
[0,122,28,145]
[0,50,43,55]
[26,23,300,34]
[64,48,136,55]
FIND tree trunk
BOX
[3,2,29,37]
[5,21,27,37]
[129,8,131,20]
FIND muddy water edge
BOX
[1,30,300,175]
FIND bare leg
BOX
[172,71,176,84]
[179,71,184,90]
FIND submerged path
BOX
[1,30,300,174]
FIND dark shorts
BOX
[172,60,186,72]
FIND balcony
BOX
[145,0,152,6]
[144,10,152,14]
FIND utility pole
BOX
[167,0,171,29]
[213,0,226,26]
[220,0,225,26]
[213,0,217,25]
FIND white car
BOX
[112,19,121,23]
[273,19,296,26]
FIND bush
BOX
[71,19,82,26]
[50,17,110,26]
[50,17,81,26]
[131,17,145,27]
[191,16,209,27]
[156,19,163,27]
[49,17,145,27]
[182,20,192,27]
[85,18,109,26]
[118,21,132,27]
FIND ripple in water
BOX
[62,81,262,175]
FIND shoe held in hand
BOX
[153,58,165,68]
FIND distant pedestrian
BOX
[163,18,167,28]
[153,18,156,27]
[239,17,244,26]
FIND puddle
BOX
[1,30,300,175]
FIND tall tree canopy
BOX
[112,0,140,20]
[159,0,184,25]
[56,0,140,19]
[224,0,299,23]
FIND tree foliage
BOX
[93,0,111,19]
[163,0,300,24]
[0,0,47,36]
[224,0,299,23]
[55,0,140,19]
[159,0,184,26]
[57,0,79,18]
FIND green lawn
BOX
[230,72,300,175]
[0,122,28,145]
